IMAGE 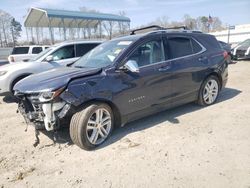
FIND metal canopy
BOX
[24,7,131,28]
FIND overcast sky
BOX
[1,0,250,29]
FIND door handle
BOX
[158,66,171,72]
[198,56,207,62]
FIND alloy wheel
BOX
[86,108,112,145]
[203,79,219,104]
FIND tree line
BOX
[138,14,225,33]
[0,9,22,47]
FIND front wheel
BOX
[70,103,114,150]
[197,75,220,106]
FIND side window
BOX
[76,43,100,57]
[168,37,192,59]
[32,47,43,54]
[51,45,75,61]
[12,47,29,54]
[128,40,164,67]
[191,39,202,53]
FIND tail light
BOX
[223,51,228,59]
[10,56,15,62]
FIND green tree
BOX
[11,18,22,46]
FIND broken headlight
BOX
[38,88,64,102]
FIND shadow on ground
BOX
[37,87,241,150]
[1,95,17,103]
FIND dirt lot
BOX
[0,61,250,188]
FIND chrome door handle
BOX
[158,66,171,72]
[198,57,207,61]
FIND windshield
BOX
[73,39,135,68]
[239,39,250,47]
[29,47,53,62]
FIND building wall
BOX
[210,24,250,47]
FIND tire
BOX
[197,75,220,106]
[70,103,114,150]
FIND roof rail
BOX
[130,25,188,35]
[130,25,164,35]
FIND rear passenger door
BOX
[164,35,206,105]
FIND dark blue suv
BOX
[14,26,228,150]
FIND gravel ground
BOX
[0,61,250,188]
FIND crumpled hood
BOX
[14,66,102,93]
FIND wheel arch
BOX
[77,98,122,128]
[10,73,33,91]
[205,71,222,89]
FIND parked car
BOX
[232,39,250,60]
[8,46,49,63]
[0,60,9,67]
[0,40,101,95]
[218,40,232,63]
[14,26,228,150]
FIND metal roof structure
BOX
[24,7,131,43]
[24,7,130,28]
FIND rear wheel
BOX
[197,75,220,106]
[70,103,114,150]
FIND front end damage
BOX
[16,91,72,131]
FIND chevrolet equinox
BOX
[14,26,228,150]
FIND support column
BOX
[25,27,29,43]
[76,19,80,39]
[62,18,66,41]
[31,27,34,44]
[99,21,102,38]
[48,18,54,44]
[36,27,39,44]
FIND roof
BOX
[24,7,130,28]
[54,40,104,46]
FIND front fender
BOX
[60,75,112,107]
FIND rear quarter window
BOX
[197,35,221,50]
[12,47,29,54]
[191,39,203,53]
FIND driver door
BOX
[114,36,173,117]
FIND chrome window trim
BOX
[139,36,206,69]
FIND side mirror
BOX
[45,55,53,62]
[122,60,139,73]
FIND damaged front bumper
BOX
[17,93,71,131]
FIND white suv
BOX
[0,40,101,95]
[8,45,49,63]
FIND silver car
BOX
[0,40,101,95]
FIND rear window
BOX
[76,43,100,57]
[12,47,29,54]
[32,47,43,54]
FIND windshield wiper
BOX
[74,65,86,68]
